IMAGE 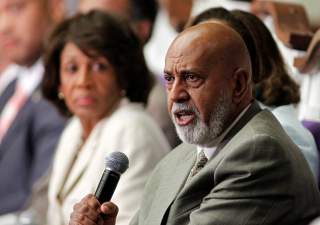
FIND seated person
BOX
[78,0,180,148]
[188,6,319,180]
[0,0,66,216]
[42,10,170,225]
[69,8,320,225]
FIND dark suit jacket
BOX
[130,102,320,225]
[0,84,65,214]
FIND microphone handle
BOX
[94,169,120,203]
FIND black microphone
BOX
[94,151,129,203]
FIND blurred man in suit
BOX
[0,0,65,215]
[69,10,320,225]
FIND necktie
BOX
[189,150,208,178]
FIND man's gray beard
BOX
[171,92,231,147]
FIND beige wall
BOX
[273,0,320,30]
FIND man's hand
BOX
[69,194,118,225]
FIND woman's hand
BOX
[69,194,118,225]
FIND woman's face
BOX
[59,42,122,122]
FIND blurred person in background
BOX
[0,0,66,217]
[158,0,193,32]
[143,0,192,79]
[42,10,170,225]
[250,0,320,123]
[188,7,319,181]
[78,0,180,148]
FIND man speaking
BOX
[68,12,320,225]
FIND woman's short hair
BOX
[42,10,153,116]
[231,10,300,106]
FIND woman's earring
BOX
[58,92,64,100]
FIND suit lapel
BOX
[50,120,82,203]
[0,84,36,154]
[0,94,30,160]
[216,101,261,153]
[58,119,104,201]
[146,144,196,225]
[59,140,95,199]
[188,101,262,178]
[162,101,263,224]
[182,101,262,187]
[0,79,16,114]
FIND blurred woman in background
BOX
[42,10,170,225]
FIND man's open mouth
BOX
[174,110,195,126]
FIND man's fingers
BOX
[69,212,99,225]
[87,195,101,211]
[69,194,102,225]
[69,194,118,225]
[101,202,119,216]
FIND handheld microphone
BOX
[94,151,129,203]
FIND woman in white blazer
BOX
[41,11,170,225]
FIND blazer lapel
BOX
[0,94,29,160]
[58,119,104,201]
[182,101,262,187]
[162,102,263,224]
[146,144,197,225]
[50,122,82,204]
[0,79,16,114]
[216,101,262,153]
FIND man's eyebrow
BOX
[163,70,172,75]
[180,69,202,76]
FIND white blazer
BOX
[47,99,170,225]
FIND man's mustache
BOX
[171,103,200,117]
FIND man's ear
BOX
[49,0,65,24]
[231,68,251,104]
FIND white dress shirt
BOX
[0,64,20,95]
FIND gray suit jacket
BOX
[130,102,320,225]
[0,85,66,214]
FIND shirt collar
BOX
[18,59,43,95]
[0,64,21,95]
[197,103,252,160]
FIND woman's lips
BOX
[76,96,96,106]
[174,110,195,126]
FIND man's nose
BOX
[169,79,189,103]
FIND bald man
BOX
[68,16,320,225]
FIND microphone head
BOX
[105,151,129,174]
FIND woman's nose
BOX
[76,67,92,86]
